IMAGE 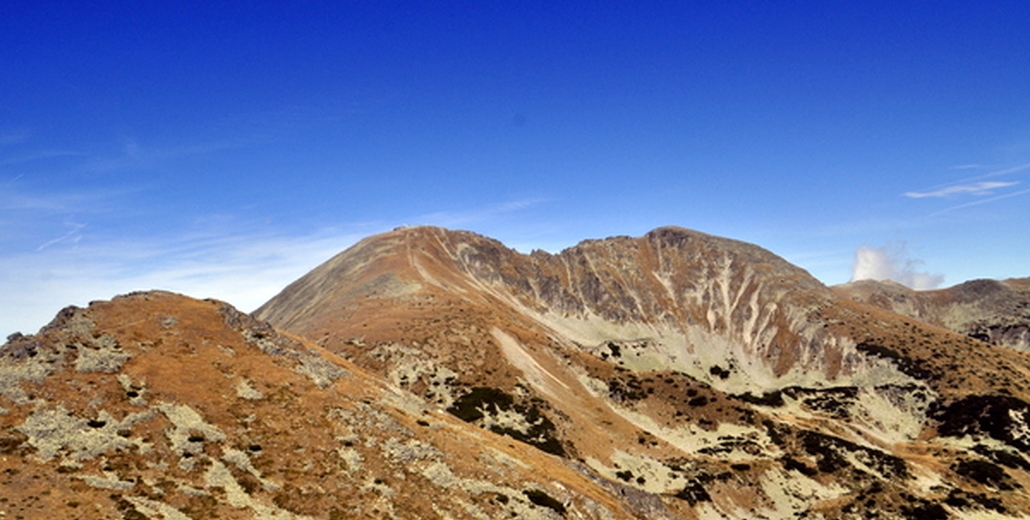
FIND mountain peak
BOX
[252,226,1030,517]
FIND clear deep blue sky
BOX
[2,2,1029,335]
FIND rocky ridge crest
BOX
[834,277,1030,351]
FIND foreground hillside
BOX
[258,226,1030,519]
[0,292,648,519]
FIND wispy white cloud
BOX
[407,198,549,228]
[0,150,86,166]
[904,181,1018,199]
[930,188,1030,216]
[496,199,542,212]
[36,222,87,251]
[0,181,139,216]
[0,128,88,167]
[0,225,376,337]
[903,162,1030,216]
[0,129,30,146]
[850,244,943,290]
[909,162,1030,201]
[981,162,1030,179]
[84,135,252,172]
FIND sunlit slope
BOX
[1,291,648,519]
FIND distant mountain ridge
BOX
[4,225,1030,519]
[834,277,1030,351]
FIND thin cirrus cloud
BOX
[0,224,372,337]
[1,181,144,224]
[979,162,1030,179]
[929,187,1030,217]
[0,129,31,146]
[0,150,86,167]
[904,181,1018,199]
[35,222,87,251]
[411,198,549,229]
[83,137,253,173]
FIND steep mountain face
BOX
[256,226,1030,519]
[0,292,655,519]
[258,226,861,389]
[834,278,1030,351]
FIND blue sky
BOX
[3,2,1029,336]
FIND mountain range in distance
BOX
[3,225,1029,519]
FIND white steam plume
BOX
[850,245,944,290]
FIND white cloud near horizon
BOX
[850,245,944,290]
[904,181,1018,199]
[0,226,373,338]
